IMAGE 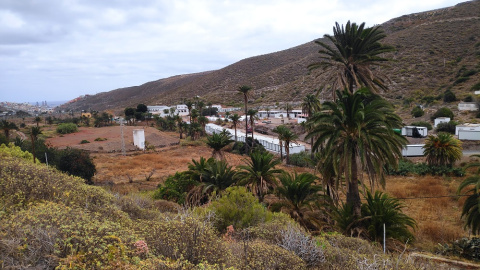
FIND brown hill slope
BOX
[60,0,480,114]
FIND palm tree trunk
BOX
[234,126,237,142]
[346,157,361,218]
[279,141,283,161]
[310,137,314,159]
[285,140,290,164]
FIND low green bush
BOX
[386,159,464,176]
[411,106,424,117]
[56,123,78,134]
[410,121,433,130]
[208,186,272,231]
[80,139,90,144]
[287,151,316,167]
[94,137,107,141]
[436,120,458,134]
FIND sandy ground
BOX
[47,126,179,153]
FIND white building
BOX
[458,102,479,111]
[434,117,450,128]
[456,124,480,138]
[147,105,172,116]
[401,126,428,137]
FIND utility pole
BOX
[121,120,126,156]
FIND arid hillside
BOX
[59,1,480,114]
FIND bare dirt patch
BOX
[46,126,179,153]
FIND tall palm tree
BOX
[424,132,462,167]
[306,88,406,218]
[29,126,42,163]
[308,21,395,96]
[273,125,287,161]
[275,171,326,231]
[237,85,253,143]
[185,100,194,123]
[235,151,283,203]
[458,155,480,234]
[284,103,293,120]
[198,116,209,136]
[206,131,233,160]
[34,116,42,127]
[265,107,271,119]
[302,94,321,158]
[247,109,258,144]
[175,115,185,139]
[275,125,298,164]
[229,113,241,141]
[0,120,18,140]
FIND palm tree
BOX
[185,100,194,123]
[247,109,257,142]
[306,88,407,218]
[229,113,241,141]
[458,156,480,234]
[237,85,253,143]
[277,125,298,164]
[275,171,326,231]
[34,116,42,127]
[302,94,321,158]
[265,107,271,119]
[0,120,18,140]
[235,151,283,203]
[424,133,462,167]
[206,131,233,160]
[29,126,42,163]
[284,103,293,120]
[308,21,395,96]
[198,116,209,136]
[273,125,288,161]
[175,115,185,139]
[186,158,236,205]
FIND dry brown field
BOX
[46,126,472,251]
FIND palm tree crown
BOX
[309,21,395,95]
[424,132,462,167]
[235,151,283,203]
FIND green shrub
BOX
[287,151,316,167]
[0,143,35,162]
[136,216,228,266]
[232,138,266,155]
[410,121,433,130]
[472,82,480,91]
[56,123,78,134]
[80,139,90,144]
[436,120,458,134]
[443,89,457,102]
[454,77,469,85]
[95,137,107,141]
[386,159,464,177]
[411,106,424,117]
[0,201,138,269]
[431,107,454,120]
[464,95,474,102]
[152,172,197,204]
[208,186,272,231]
[57,147,96,184]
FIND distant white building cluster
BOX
[147,104,239,117]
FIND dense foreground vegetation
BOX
[0,147,454,269]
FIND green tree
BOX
[235,151,283,203]
[276,125,298,164]
[458,155,480,234]
[0,120,18,140]
[185,100,194,124]
[308,21,395,96]
[275,172,325,231]
[247,109,258,144]
[302,94,321,158]
[198,116,209,136]
[237,85,253,144]
[124,107,136,125]
[273,125,288,161]
[57,147,96,184]
[424,133,462,167]
[443,89,457,103]
[306,88,406,218]
[206,131,233,160]
[284,103,293,120]
[229,113,241,142]
[29,126,42,163]
[34,116,42,127]
[136,103,148,113]
[361,190,416,242]
[431,107,454,120]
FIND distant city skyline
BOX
[0,0,466,103]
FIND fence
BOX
[205,124,305,155]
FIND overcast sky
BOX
[0,0,466,104]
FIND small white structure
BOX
[458,102,479,111]
[402,144,425,157]
[297,114,308,124]
[133,129,145,150]
[147,105,172,116]
[434,117,450,128]
[456,124,480,141]
[401,126,428,137]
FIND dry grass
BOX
[385,175,468,250]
